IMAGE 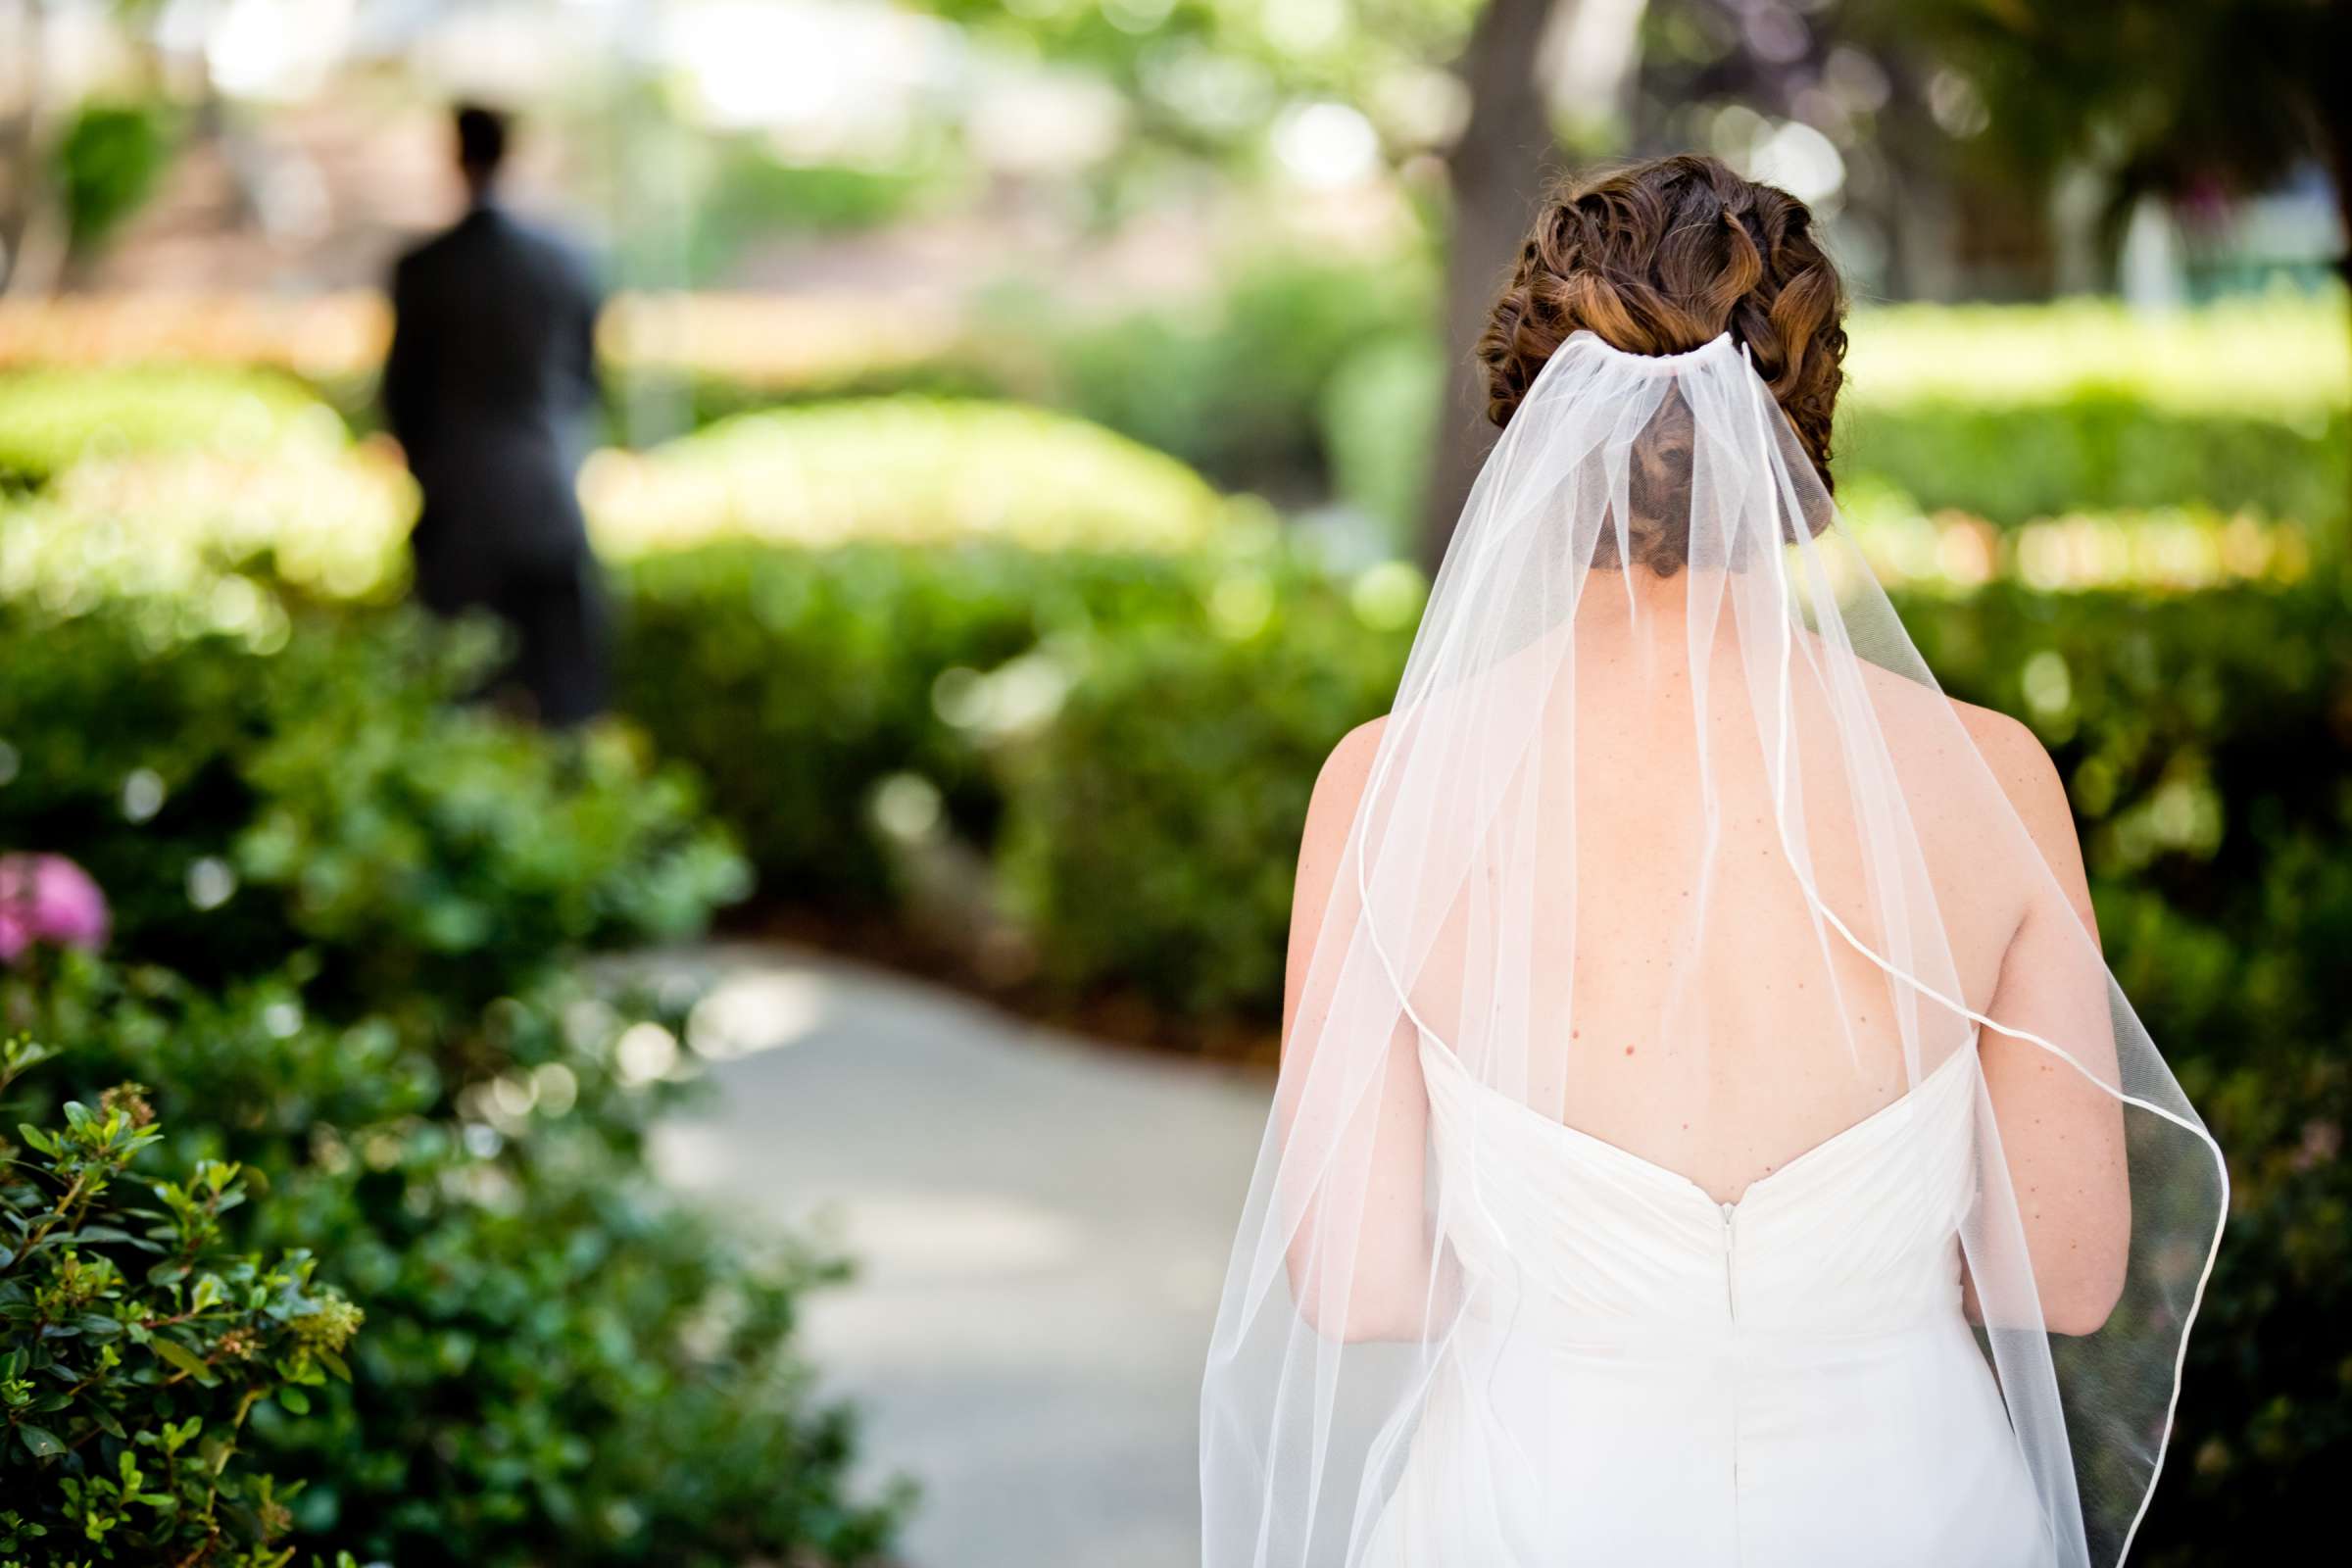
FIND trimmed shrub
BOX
[0,567,886,1564]
[0,593,746,1024]
[1,448,414,606]
[613,539,1213,906]
[0,368,342,489]
[992,558,1416,1014]
[1839,397,2346,532]
[1838,295,2349,416]
[582,397,1239,557]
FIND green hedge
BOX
[0,596,744,1025]
[610,536,1417,939]
[613,540,1216,906]
[585,395,1239,557]
[992,561,1414,1014]
[1839,398,2347,532]
[0,368,342,489]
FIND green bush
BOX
[1319,332,1445,548]
[0,368,342,489]
[613,539,1213,906]
[0,446,413,604]
[1839,397,2347,532]
[0,592,746,1023]
[0,1037,363,1568]
[4,953,902,1568]
[1839,295,2348,416]
[584,395,1239,557]
[993,559,1415,1014]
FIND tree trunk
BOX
[1419,0,1565,571]
[0,0,42,296]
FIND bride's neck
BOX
[1577,565,1709,655]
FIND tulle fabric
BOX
[1199,331,2225,1567]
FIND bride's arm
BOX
[1276,717,1439,1344]
[1966,709,2132,1336]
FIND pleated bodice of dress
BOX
[1358,1038,2053,1568]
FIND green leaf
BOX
[148,1338,214,1385]
[16,1424,64,1459]
[316,1347,351,1384]
[275,1386,311,1415]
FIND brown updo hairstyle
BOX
[1478,154,1848,573]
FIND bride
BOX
[1199,155,2226,1568]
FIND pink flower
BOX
[0,854,111,963]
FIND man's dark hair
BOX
[454,103,511,176]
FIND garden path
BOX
[641,941,1268,1568]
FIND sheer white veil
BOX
[1199,329,2226,1566]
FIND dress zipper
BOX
[1721,1199,1742,1532]
[1720,1200,1739,1321]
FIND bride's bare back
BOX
[1286,580,2127,1311]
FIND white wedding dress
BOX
[1360,1035,2050,1567]
[1200,332,2226,1568]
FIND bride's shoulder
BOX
[1944,695,2082,869]
[1297,716,1389,857]
[1286,718,1392,969]
[1308,716,1388,819]
[1858,662,2082,882]
[1840,652,2060,805]
[1897,676,2066,829]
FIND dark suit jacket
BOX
[382,203,604,610]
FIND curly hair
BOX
[1477,155,1849,571]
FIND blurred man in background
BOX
[381,103,608,727]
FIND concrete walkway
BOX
[640,941,1270,1568]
